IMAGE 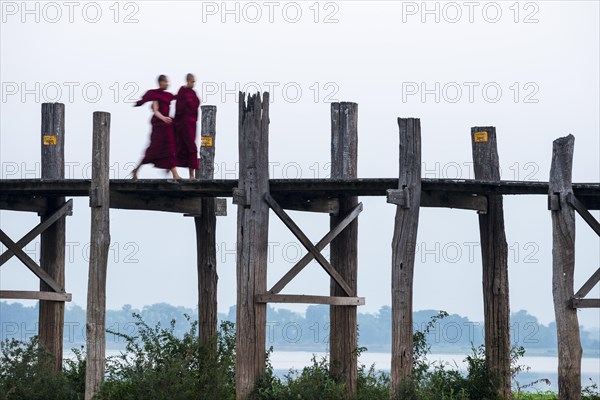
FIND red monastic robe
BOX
[174,86,200,170]
[134,88,177,170]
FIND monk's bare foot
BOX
[129,169,138,180]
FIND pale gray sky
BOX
[1,1,599,329]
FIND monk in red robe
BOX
[131,74,182,181]
[174,73,201,179]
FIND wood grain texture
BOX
[256,294,365,306]
[471,126,511,400]
[235,92,270,400]
[1,179,598,203]
[85,112,111,400]
[549,134,582,400]
[329,102,359,398]
[196,105,219,346]
[573,268,600,299]
[0,290,71,301]
[39,102,66,373]
[390,118,421,391]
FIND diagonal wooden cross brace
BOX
[0,199,73,266]
[0,199,72,293]
[567,193,600,237]
[574,268,600,299]
[264,193,361,297]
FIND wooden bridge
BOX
[0,95,598,400]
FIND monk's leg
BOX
[130,163,142,180]
[170,167,182,180]
[189,168,195,180]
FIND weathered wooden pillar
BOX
[39,102,66,373]
[389,118,421,392]
[235,92,270,400]
[329,102,359,397]
[549,134,582,400]
[85,112,111,400]
[471,127,511,399]
[196,105,218,346]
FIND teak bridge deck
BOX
[0,97,598,400]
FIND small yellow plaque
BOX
[201,136,213,147]
[474,131,488,143]
[43,135,57,145]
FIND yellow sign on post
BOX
[473,131,488,143]
[43,135,57,145]
[201,136,213,147]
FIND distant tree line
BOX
[1,302,598,356]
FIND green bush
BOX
[1,312,598,400]
[97,313,236,400]
[0,336,84,400]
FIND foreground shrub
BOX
[1,311,598,400]
[0,337,84,399]
[97,313,235,400]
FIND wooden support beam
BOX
[570,298,600,308]
[471,127,511,400]
[0,290,71,302]
[39,102,67,373]
[390,118,421,392]
[268,202,363,295]
[196,105,219,347]
[549,134,582,400]
[0,195,47,213]
[388,188,487,213]
[567,193,600,237]
[574,268,600,299]
[110,192,226,216]
[85,112,111,400]
[265,193,353,297]
[235,92,270,400]
[232,187,250,206]
[421,191,488,213]
[1,178,599,200]
[256,294,365,306]
[386,187,410,208]
[271,194,339,214]
[329,101,359,397]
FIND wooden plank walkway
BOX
[1,178,599,197]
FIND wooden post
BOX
[329,102,359,397]
[389,118,421,391]
[39,102,66,373]
[549,134,582,400]
[471,127,511,399]
[196,105,218,346]
[85,112,111,400]
[235,92,269,400]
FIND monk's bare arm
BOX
[152,100,172,124]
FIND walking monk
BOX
[174,73,201,179]
[131,74,182,181]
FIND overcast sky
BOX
[1,1,599,331]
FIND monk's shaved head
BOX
[186,73,195,82]
[158,74,167,84]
